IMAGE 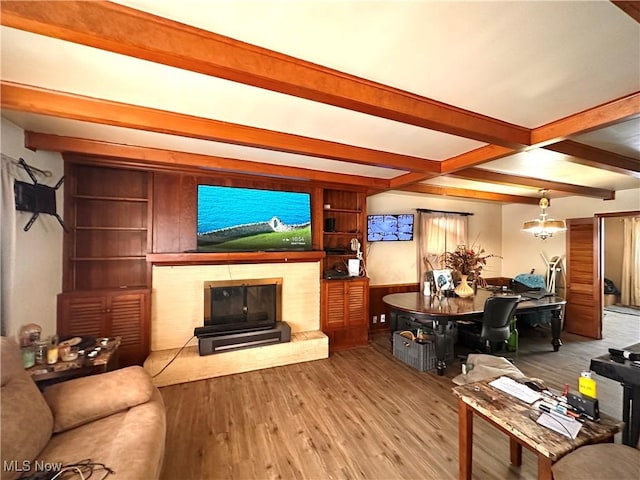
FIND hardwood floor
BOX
[159,310,639,480]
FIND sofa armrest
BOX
[43,366,154,433]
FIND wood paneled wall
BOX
[152,173,197,253]
[368,283,420,331]
[152,171,328,254]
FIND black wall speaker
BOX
[324,218,336,232]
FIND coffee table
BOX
[453,379,622,480]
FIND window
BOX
[417,211,468,284]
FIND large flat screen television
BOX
[197,185,312,252]
[367,214,414,242]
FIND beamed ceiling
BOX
[1,0,639,204]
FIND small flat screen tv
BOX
[197,185,312,252]
[367,214,414,242]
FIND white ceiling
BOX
[1,0,639,202]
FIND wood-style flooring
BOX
[159,310,639,480]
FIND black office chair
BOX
[480,295,521,353]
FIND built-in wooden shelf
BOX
[75,226,148,231]
[323,207,361,214]
[146,250,326,266]
[71,256,146,261]
[72,194,148,203]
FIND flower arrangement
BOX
[442,244,500,285]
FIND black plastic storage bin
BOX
[392,332,437,371]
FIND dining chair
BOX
[552,442,640,479]
[480,295,521,353]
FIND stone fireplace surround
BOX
[143,262,328,386]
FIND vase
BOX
[454,274,475,298]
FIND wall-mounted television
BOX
[367,214,414,242]
[197,185,312,252]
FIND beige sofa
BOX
[0,337,166,480]
[552,442,640,479]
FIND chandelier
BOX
[522,190,566,240]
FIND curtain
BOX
[620,216,640,307]
[1,157,19,336]
[417,212,467,285]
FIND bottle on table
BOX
[34,340,48,365]
[46,335,59,365]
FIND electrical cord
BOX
[152,335,195,378]
[19,459,113,480]
[226,263,233,280]
[527,410,577,447]
[50,466,85,480]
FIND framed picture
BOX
[432,269,454,291]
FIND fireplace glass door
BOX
[203,278,282,334]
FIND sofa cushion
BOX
[0,337,54,480]
[43,366,154,433]
[38,388,166,480]
[552,443,640,480]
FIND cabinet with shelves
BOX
[320,188,369,351]
[64,164,151,291]
[60,162,152,366]
[322,189,366,275]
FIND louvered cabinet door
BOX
[346,278,369,327]
[322,280,347,329]
[108,290,150,366]
[58,294,107,338]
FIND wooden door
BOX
[109,290,150,366]
[322,280,347,329]
[347,278,368,327]
[565,217,602,338]
[57,293,107,338]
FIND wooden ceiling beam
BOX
[544,140,640,178]
[451,168,616,199]
[434,94,640,175]
[440,144,517,173]
[1,81,439,174]
[0,0,530,148]
[388,172,442,189]
[531,92,640,146]
[24,132,390,188]
[612,1,640,23]
[397,183,540,205]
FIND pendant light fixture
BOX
[522,190,566,240]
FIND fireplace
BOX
[196,277,290,355]
[203,278,282,334]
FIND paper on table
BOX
[536,412,582,439]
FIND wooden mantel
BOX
[146,250,326,266]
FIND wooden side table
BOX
[27,337,121,388]
[453,380,622,480]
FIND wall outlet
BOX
[373,315,378,324]
[380,314,386,323]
